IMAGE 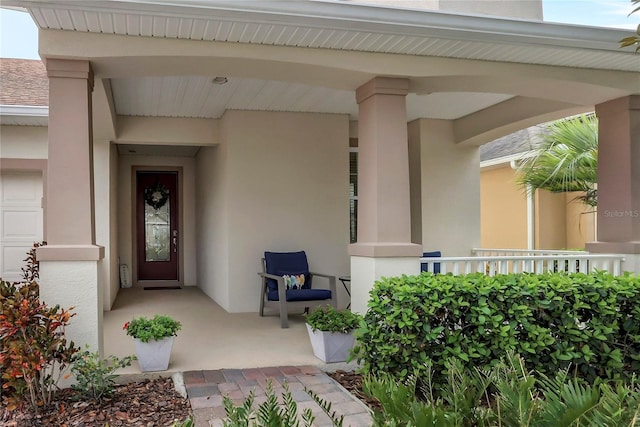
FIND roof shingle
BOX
[0,58,48,107]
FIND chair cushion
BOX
[264,251,312,291]
[267,288,332,302]
[421,251,442,274]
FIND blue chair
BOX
[259,251,337,328]
[421,251,442,274]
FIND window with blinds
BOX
[349,148,358,243]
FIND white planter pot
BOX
[306,323,355,363]
[133,336,175,372]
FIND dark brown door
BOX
[136,171,179,282]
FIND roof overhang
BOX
[5,0,638,71]
[2,0,637,145]
[0,105,49,126]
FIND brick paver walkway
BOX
[183,366,373,427]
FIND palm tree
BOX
[517,114,598,207]
[620,0,640,52]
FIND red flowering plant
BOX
[0,280,78,413]
[0,242,78,413]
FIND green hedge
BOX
[353,271,640,383]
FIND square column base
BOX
[350,256,420,314]
[587,241,640,274]
[39,260,103,355]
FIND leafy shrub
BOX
[364,354,640,427]
[123,315,182,342]
[0,280,78,412]
[353,271,640,384]
[306,305,362,333]
[70,346,135,401]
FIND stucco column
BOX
[349,77,422,314]
[408,119,480,255]
[36,59,104,354]
[587,95,640,273]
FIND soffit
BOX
[17,0,639,72]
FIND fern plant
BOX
[222,381,316,427]
[363,353,640,427]
[221,380,346,427]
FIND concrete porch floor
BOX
[104,287,342,374]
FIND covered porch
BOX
[5,0,638,357]
[104,287,328,373]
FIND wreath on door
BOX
[144,182,170,210]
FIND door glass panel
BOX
[145,186,170,262]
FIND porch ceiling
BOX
[111,75,513,121]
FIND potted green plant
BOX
[305,305,361,363]
[123,315,181,372]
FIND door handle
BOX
[172,230,178,253]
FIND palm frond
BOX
[517,114,598,206]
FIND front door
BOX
[136,171,179,284]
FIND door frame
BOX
[131,166,184,288]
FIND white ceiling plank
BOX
[215,21,234,41]
[125,14,140,36]
[189,19,207,40]
[164,17,180,38]
[54,9,74,31]
[177,18,193,39]
[98,12,115,34]
[394,36,423,54]
[152,16,167,38]
[29,8,49,29]
[226,23,245,43]
[112,13,127,35]
[249,24,272,44]
[139,15,153,37]
[83,11,101,33]
[39,9,61,29]
[262,25,285,45]
[201,20,221,41]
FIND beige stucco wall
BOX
[439,0,543,19]
[480,165,528,249]
[344,0,543,19]
[94,142,119,311]
[479,165,597,250]
[535,189,567,249]
[196,110,350,313]
[408,121,423,245]
[0,126,48,159]
[565,192,596,250]
[94,140,116,310]
[409,118,480,256]
[195,142,230,309]
[117,155,197,287]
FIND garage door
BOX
[0,171,43,282]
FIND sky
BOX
[0,0,639,60]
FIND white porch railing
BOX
[420,254,626,276]
[472,248,587,257]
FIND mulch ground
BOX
[1,378,191,427]
[327,370,381,412]
[1,371,374,426]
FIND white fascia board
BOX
[0,105,49,117]
[480,152,533,169]
[6,0,633,53]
